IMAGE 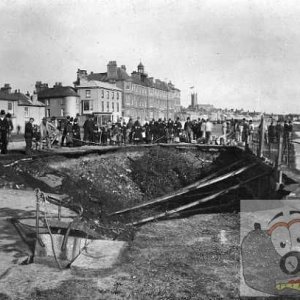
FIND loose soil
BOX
[0,145,285,299]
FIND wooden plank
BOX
[130,171,270,226]
[109,161,255,216]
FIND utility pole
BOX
[167,88,169,120]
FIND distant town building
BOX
[75,61,181,122]
[0,84,45,133]
[191,92,198,107]
[74,73,122,124]
[36,82,80,118]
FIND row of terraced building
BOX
[0,61,181,132]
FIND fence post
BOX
[258,115,265,158]
[276,134,283,187]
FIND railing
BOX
[248,116,295,171]
[249,131,293,168]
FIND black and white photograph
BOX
[0,0,300,299]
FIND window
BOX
[102,101,104,112]
[45,99,50,106]
[60,99,64,105]
[112,102,115,112]
[47,109,50,117]
[24,107,29,117]
[7,102,13,112]
[86,90,91,98]
[101,89,104,98]
[106,91,109,99]
[112,92,114,99]
[117,102,119,112]
[82,100,93,112]
[61,109,64,116]
[117,92,119,100]
[106,102,109,112]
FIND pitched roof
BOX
[77,79,122,91]
[0,91,23,101]
[38,86,79,99]
[84,65,180,92]
[87,72,107,81]
[87,68,130,82]
[0,91,45,106]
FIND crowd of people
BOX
[32,116,220,147]
[265,119,293,145]
[26,116,258,148]
[0,108,295,156]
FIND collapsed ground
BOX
[0,146,283,239]
[0,145,289,299]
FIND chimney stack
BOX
[54,82,62,88]
[35,81,49,93]
[1,83,12,94]
[107,61,118,82]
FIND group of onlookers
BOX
[0,110,13,154]
[266,119,293,146]
[0,110,295,156]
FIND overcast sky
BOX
[1,0,300,113]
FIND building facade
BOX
[36,82,80,118]
[0,84,45,133]
[74,75,122,124]
[76,61,181,122]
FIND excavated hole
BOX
[0,146,288,242]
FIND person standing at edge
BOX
[205,118,213,144]
[24,118,34,155]
[6,113,13,143]
[61,116,70,147]
[184,117,193,143]
[0,110,9,154]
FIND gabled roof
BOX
[38,86,79,99]
[0,91,45,106]
[18,97,45,107]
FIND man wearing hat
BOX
[24,118,34,155]
[0,110,9,154]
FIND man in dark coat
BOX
[173,117,182,142]
[0,110,9,154]
[83,115,94,145]
[184,117,193,143]
[60,116,70,146]
[24,118,34,155]
[6,113,13,143]
[72,118,81,147]
[65,117,74,147]
[133,117,143,144]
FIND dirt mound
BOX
[129,147,208,199]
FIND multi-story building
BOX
[0,84,45,133]
[74,74,122,124]
[36,82,80,118]
[76,61,181,122]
